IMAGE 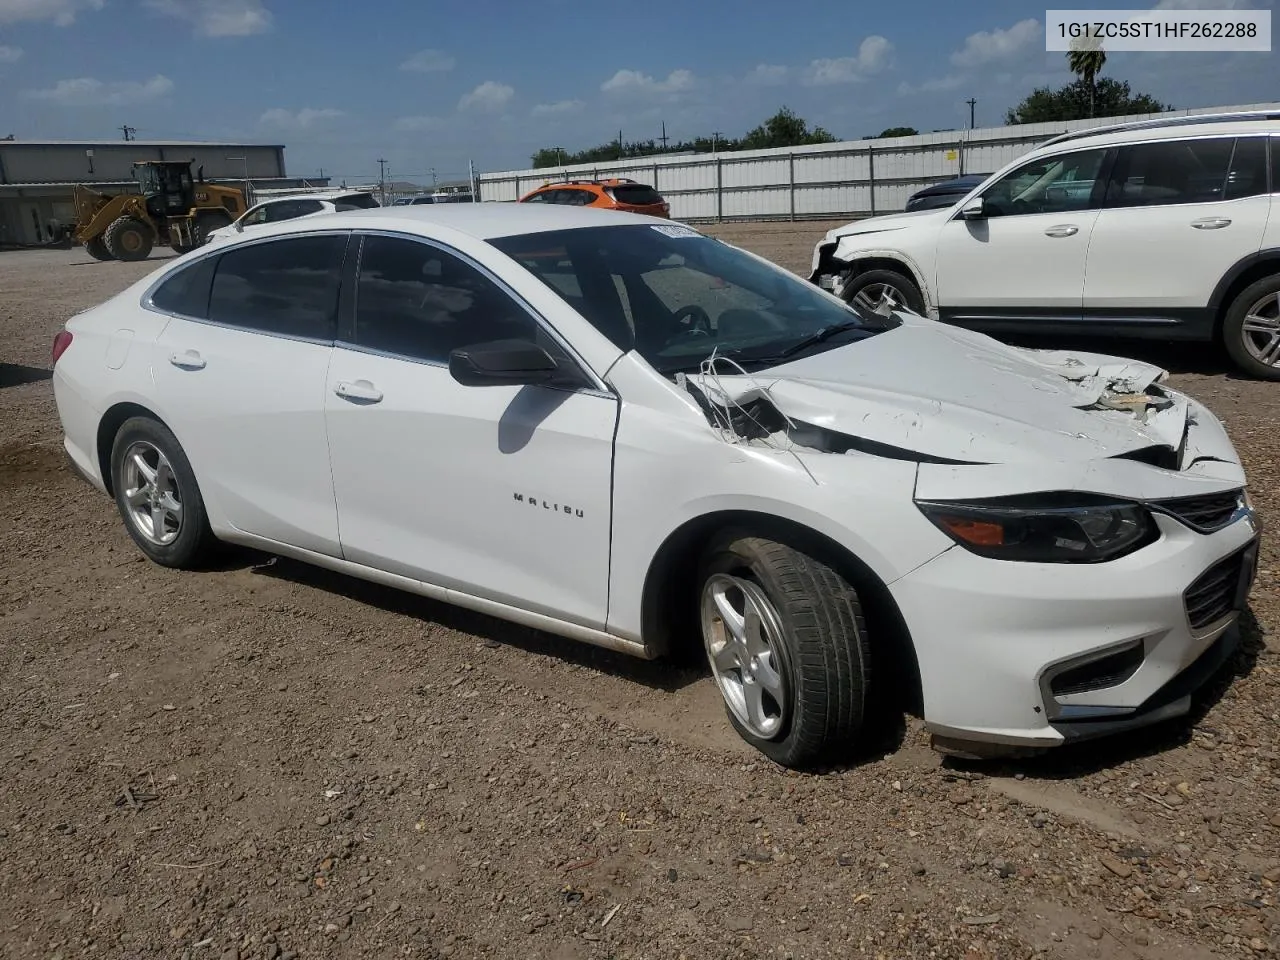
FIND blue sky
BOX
[0,0,1276,185]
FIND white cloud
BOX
[458,80,514,112]
[951,19,1040,68]
[531,99,583,117]
[393,115,443,132]
[897,74,965,96]
[0,43,22,62]
[258,107,343,129]
[0,0,102,24]
[803,36,894,85]
[24,74,175,106]
[600,68,696,96]
[399,48,455,73]
[745,64,788,85]
[144,0,272,36]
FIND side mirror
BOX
[449,339,559,387]
[959,196,986,219]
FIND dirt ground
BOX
[1,225,1277,960]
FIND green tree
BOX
[740,107,838,150]
[1067,37,1108,117]
[876,126,919,138]
[529,107,836,168]
[1005,78,1169,125]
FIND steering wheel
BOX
[671,304,713,337]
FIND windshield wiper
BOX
[774,320,867,359]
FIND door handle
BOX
[168,349,206,370]
[334,379,383,403]
[1191,217,1231,230]
[1043,224,1079,238]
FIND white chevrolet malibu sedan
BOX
[51,204,1260,767]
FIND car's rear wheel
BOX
[1222,275,1280,381]
[109,417,218,569]
[843,268,925,317]
[698,533,870,768]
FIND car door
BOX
[933,146,1108,325]
[323,232,619,629]
[151,232,351,556]
[1082,135,1271,334]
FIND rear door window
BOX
[1224,137,1268,200]
[208,234,348,341]
[1104,137,1237,207]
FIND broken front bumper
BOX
[889,507,1259,749]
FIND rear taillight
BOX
[51,330,73,366]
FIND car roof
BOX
[1033,116,1280,155]
[254,190,371,205]
[215,202,675,242]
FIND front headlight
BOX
[915,494,1156,563]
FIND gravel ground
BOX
[1,228,1277,960]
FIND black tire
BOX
[84,236,114,261]
[103,217,154,262]
[109,416,218,569]
[698,532,870,768]
[1222,274,1280,381]
[843,267,925,316]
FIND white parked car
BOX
[810,111,1280,381]
[204,190,379,244]
[51,205,1259,767]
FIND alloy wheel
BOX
[700,573,790,739]
[121,441,183,546]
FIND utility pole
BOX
[376,157,388,206]
[317,167,325,179]
[120,124,136,141]
[430,167,437,187]
[468,159,477,202]
[965,98,977,129]
[617,129,623,157]
[712,131,722,153]
[659,121,669,150]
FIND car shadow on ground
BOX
[941,607,1267,781]
[0,363,53,389]
[244,552,706,695]
[1001,334,1236,378]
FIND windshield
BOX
[488,224,896,374]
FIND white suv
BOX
[810,111,1280,380]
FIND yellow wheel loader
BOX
[73,160,248,262]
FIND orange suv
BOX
[517,178,670,218]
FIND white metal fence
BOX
[478,101,1280,222]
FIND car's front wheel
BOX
[109,416,219,569]
[698,533,870,768]
[1223,275,1280,380]
[843,268,925,317]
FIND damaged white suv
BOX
[52,204,1259,768]
[810,111,1280,381]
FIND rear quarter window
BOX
[150,254,218,318]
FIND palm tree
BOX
[1067,42,1107,118]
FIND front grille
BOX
[1049,643,1145,698]
[1152,489,1242,532]
[1184,548,1249,630]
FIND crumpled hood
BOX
[703,316,1189,465]
[821,208,949,243]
